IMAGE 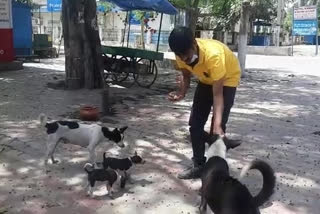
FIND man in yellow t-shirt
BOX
[168,27,241,179]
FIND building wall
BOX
[31,10,177,50]
[32,12,62,44]
[98,12,176,51]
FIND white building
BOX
[31,0,181,51]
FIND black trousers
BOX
[189,82,237,164]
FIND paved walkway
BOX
[0,55,320,214]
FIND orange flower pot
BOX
[79,106,99,121]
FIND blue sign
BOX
[47,0,62,12]
[293,20,318,36]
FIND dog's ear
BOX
[103,152,106,159]
[119,126,128,133]
[134,150,138,156]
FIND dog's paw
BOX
[52,160,59,164]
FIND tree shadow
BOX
[1,62,320,213]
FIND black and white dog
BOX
[200,137,276,214]
[84,163,122,198]
[39,114,128,168]
[103,151,145,186]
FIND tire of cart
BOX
[133,58,158,88]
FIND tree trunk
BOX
[140,20,145,49]
[184,0,200,36]
[62,0,103,89]
[223,31,228,44]
[238,1,250,78]
[185,8,198,36]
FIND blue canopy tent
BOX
[102,0,178,51]
[106,0,178,15]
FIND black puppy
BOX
[200,137,276,214]
[103,151,145,186]
[84,163,121,198]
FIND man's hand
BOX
[212,124,225,136]
[168,91,185,102]
[169,69,190,102]
[212,78,225,136]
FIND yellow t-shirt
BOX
[175,39,241,87]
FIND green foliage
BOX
[169,0,193,9]
[249,0,277,22]
[132,11,147,21]
[205,0,242,30]
[170,0,277,30]
[284,10,293,33]
[14,0,38,9]
[14,0,33,5]
[318,4,320,30]
[97,1,113,13]
[14,0,31,3]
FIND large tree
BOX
[62,0,104,89]
[169,0,202,34]
[170,0,278,33]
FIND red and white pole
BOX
[0,0,14,62]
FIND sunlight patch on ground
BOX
[0,166,12,177]
[232,107,262,115]
[277,172,319,189]
[61,176,84,186]
[24,63,65,72]
[0,77,14,83]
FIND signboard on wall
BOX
[293,6,318,36]
[293,20,318,36]
[0,0,12,28]
[293,6,317,20]
[292,5,319,55]
[0,0,13,62]
[47,0,62,12]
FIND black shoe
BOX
[178,164,204,180]
[207,135,242,150]
[224,138,242,150]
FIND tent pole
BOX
[122,11,128,47]
[127,11,132,48]
[156,13,163,52]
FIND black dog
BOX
[84,163,122,198]
[200,137,276,214]
[103,151,145,186]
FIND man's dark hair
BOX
[169,26,194,56]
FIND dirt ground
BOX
[0,55,320,214]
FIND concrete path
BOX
[0,55,319,214]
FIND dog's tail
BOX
[39,113,47,127]
[84,163,94,174]
[240,159,276,207]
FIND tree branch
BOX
[198,13,214,17]
[193,0,200,8]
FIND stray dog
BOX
[84,163,122,198]
[200,137,276,214]
[103,151,145,186]
[39,114,128,168]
